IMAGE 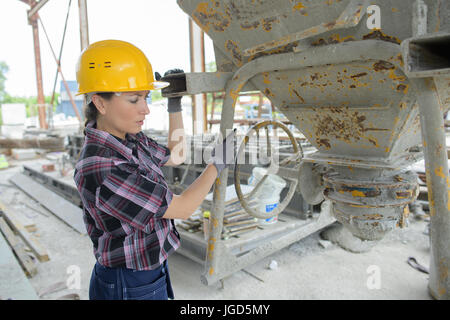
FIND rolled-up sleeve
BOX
[146,137,171,167]
[95,167,173,234]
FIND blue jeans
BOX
[89,260,174,300]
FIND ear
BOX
[91,94,107,115]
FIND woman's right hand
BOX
[209,128,237,176]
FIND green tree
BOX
[0,61,9,103]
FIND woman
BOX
[73,40,235,300]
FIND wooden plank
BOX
[0,201,50,262]
[0,231,38,300]
[7,208,36,232]
[9,173,86,235]
[0,136,64,150]
[0,217,37,277]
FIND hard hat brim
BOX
[76,81,170,95]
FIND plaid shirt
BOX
[74,120,180,270]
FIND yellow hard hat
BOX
[76,39,169,95]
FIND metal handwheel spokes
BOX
[234,120,303,220]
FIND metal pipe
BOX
[411,77,450,300]
[27,0,49,19]
[202,39,403,285]
[38,16,82,123]
[49,0,73,130]
[30,15,47,129]
[78,0,89,51]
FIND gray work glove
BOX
[209,129,237,176]
[160,68,184,113]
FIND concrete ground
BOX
[0,156,432,300]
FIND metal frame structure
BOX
[167,0,450,299]
[13,0,450,299]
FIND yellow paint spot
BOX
[385,147,390,153]
[293,2,305,11]
[262,72,271,84]
[229,83,245,104]
[207,237,216,259]
[351,190,366,197]
[209,267,214,275]
[388,69,406,82]
[435,166,446,179]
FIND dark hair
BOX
[83,92,115,132]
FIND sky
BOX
[0,0,215,97]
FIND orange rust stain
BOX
[261,17,280,32]
[363,30,401,44]
[435,166,446,179]
[207,237,216,258]
[396,191,412,199]
[224,40,243,67]
[349,204,370,208]
[192,2,231,33]
[262,72,271,84]
[396,84,409,94]
[229,83,245,104]
[351,190,366,197]
[293,2,305,11]
[292,2,308,15]
[263,88,275,98]
[439,258,448,287]
[240,20,260,31]
[388,69,406,82]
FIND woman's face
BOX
[94,91,150,138]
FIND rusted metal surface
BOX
[322,168,419,240]
[410,77,450,299]
[242,0,370,56]
[178,0,448,74]
[177,0,449,296]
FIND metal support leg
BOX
[200,40,405,285]
[201,80,237,285]
[412,78,450,299]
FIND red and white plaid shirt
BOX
[74,120,180,270]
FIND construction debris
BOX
[0,136,64,151]
[0,230,38,300]
[0,200,49,262]
[9,173,86,235]
[0,217,37,277]
[11,149,37,160]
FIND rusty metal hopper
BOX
[173,0,450,298]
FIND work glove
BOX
[157,68,184,113]
[208,129,237,176]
